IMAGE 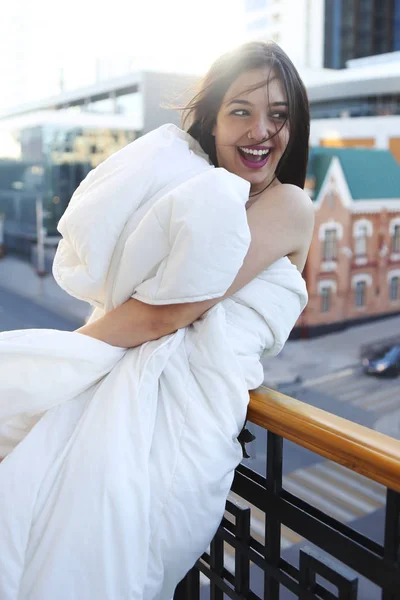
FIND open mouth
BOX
[237,146,271,169]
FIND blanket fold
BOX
[0,124,307,600]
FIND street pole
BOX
[0,213,4,258]
[36,194,46,277]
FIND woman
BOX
[0,42,313,600]
[77,41,313,347]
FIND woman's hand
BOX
[76,183,314,348]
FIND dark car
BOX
[362,345,400,377]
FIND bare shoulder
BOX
[265,183,313,216]
[247,182,315,273]
[253,182,314,232]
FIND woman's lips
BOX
[237,148,271,169]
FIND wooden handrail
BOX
[248,387,400,494]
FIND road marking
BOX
[302,368,356,388]
[352,384,399,410]
[302,370,399,416]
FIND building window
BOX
[392,224,400,252]
[323,228,337,261]
[390,276,400,301]
[321,287,331,312]
[247,17,269,30]
[244,0,266,10]
[355,281,366,307]
[355,224,368,256]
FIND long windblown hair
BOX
[182,41,310,190]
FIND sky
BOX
[0,0,244,111]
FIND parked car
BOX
[362,345,400,377]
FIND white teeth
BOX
[239,147,271,156]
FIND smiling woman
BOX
[0,40,313,600]
[212,68,290,195]
[183,41,310,196]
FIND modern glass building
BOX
[0,69,197,253]
[324,0,400,69]
[0,113,137,250]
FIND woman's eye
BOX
[270,112,288,121]
[230,109,249,117]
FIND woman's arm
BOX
[76,184,314,348]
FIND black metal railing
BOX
[174,389,400,600]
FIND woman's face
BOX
[212,67,290,195]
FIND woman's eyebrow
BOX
[226,99,288,107]
[226,99,253,107]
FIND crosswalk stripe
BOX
[352,386,399,409]
[374,397,400,414]
[282,474,357,521]
[365,393,400,412]
[313,376,368,396]
[319,461,386,501]
[290,468,379,514]
[338,388,365,401]
[306,373,399,415]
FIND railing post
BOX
[173,567,200,600]
[264,431,283,599]
[382,488,400,600]
[234,505,251,595]
[210,531,224,600]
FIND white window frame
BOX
[392,224,400,253]
[390,277,400,301]
[352,274,372,308]
[323,229,338,261]
[318,280,336,313]
[355,281,366,307]
[353,219,372,257]
[388,269,400,302]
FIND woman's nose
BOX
[248,117,270,143]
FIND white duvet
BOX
[0,124,307,599]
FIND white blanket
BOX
[0,124,307,600]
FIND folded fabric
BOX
[0,124,307,600]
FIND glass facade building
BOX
[324,0,400,69]
[0,122,137,249]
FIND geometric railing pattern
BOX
[174,388,400,600]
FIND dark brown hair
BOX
[182,41,310,190]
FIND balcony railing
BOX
[174,387,400,599]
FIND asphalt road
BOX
[0,285,81,332]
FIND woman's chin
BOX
[241,171,271,190]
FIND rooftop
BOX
[307,147,400,201]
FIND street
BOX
[0,286,81,332]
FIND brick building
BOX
[298,147,400,336]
